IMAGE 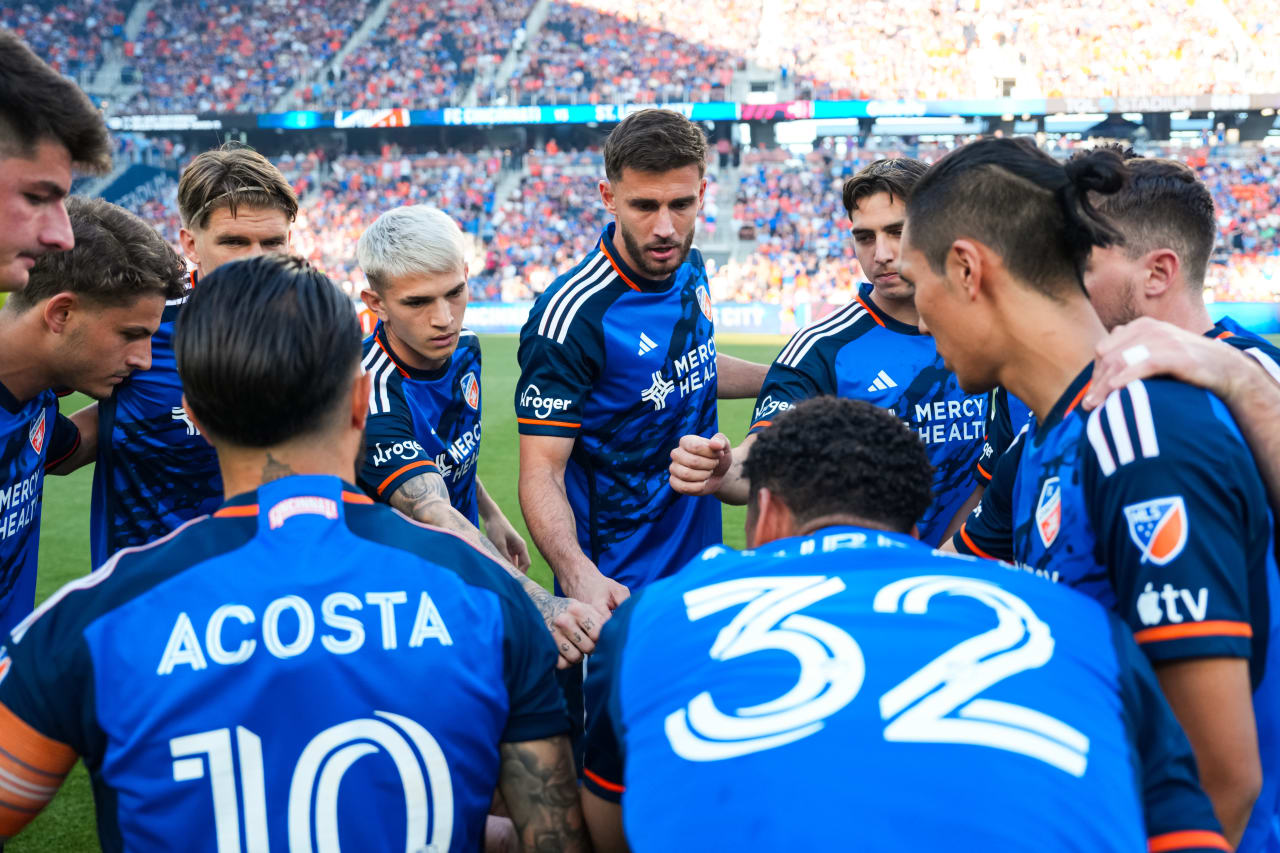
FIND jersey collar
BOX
[212,475,373,528]
[599,222,679,293]
[762,524,929,556]
[0,379,24,415]
[1209,316,1245,341]
[374,321,455,382]
[856,283,920,335]
[1031,362,1094,445]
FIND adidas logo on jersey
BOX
[867,370,898,392]
[638,332,658,356]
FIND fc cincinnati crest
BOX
[28,410,46,455]
[460,371,480,410]
[695,284,713,322]
[1035,476,1062,548]
[1123,496,1189,565]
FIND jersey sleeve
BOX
[583,592,640,803]
[357,380,437,502]
[514,320,601,438]
[952,430,1022,562]
[499,585,570,743]
[1084,382,1256,664]
[973,388,1008,484]
[43,411,80,470]
[0,580,103,834]
[747,342,834,434]
[1110,616,1229,851]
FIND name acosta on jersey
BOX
[0,471,41,541]
[157,589,456,675]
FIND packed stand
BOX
[778,0,1279,101]
[1,0,126,83]
[294,0,532,110]
[510,0,740,105]
[290,148,502,294]
[119,0,371,115]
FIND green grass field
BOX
[12,332,787,852]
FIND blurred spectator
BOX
[1,0,125,83]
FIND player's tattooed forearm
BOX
[498,739,589,853]
[261,452,295,483]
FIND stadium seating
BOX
[1,0,125,83]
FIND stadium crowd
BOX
[0,0,124,82]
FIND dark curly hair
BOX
[743,397,933,534]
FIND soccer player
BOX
[356,206,528,569]
[516,108,765,612]
[668,157,988,546]
[0,31,111,291]
[0,197,182,636]
[902,138,1276,848]
[0,255,588,852]
[964,155,1280,507]
[582,397,1228,852]
[57,144,298,569]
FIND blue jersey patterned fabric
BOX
[516,223,721,592]
[749,284,986,545]
[359,322,484,525]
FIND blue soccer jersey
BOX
[583,527,1227,852]
[90,293,223,568]
[515,223,721,591]
[359,322,483,525]
[955,365,1280,852]
[0,474,566,852]
[1213,316,1280,383]
[0,384,78,637]
[748,285,986,545]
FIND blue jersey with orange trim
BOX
[0,474,566,852]
[954,365,1280,852]
[0,384,78,637]
[90,292,223,568]
[747,285,985,545]
[515,224,721,591]
[358,323,483,526]
[582,527,1227,852]
[1213,316,1280,383]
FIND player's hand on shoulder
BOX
[669,432,733,496]
[1085,317,1242,409]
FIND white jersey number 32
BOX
[665,575,1089,776]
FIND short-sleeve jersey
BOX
[90,292,223,568]
[0,474,566,852]
[515,224,721,591]
[748,285,986,545]
[359,322,483,526]
[954,364,1280,852]
[974,386,1032,486]
[1213,316,1280,384]
[0,383,79,637]
[583,527,1227,852]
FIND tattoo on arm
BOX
[392,474,560,617]
[261,452,295,483]
[499,738,590,853]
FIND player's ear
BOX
[1144,248,1179,298]
[42,293,77,335]
[750,487,794,547]
[179,227,200,270]
[948,239,984,302]
[359,287,383,317]
[350,369,371,432]
[599,179,616,216]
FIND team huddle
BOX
[2,28,1280,853]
